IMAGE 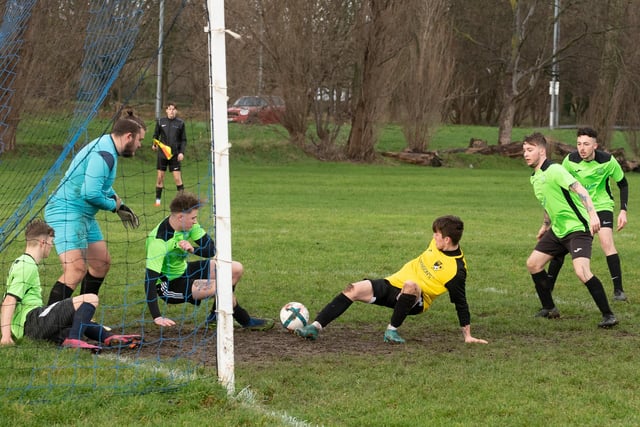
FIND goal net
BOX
[0,0,227,400]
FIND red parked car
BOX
[227,95,285,124]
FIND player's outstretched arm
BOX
[0,295,17,346]
[461,324,488,344]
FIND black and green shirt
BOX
[562,150,628,213]
[530,160,589,238]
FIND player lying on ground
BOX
[0,220,140,353]
[296,215,488,345]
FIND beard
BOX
[121,140,137,157]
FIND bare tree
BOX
[591,1,640,155]
[2,1,90,151]
[495,0,550,145]
[450,0,594,144]
[580,1,628,147]
[346,0,413,161]
[226,1,358,158]
[390,0,453,152]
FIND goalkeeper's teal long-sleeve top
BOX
[48,134,119,215]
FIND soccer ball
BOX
[279,302,310,331]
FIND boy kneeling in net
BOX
[0,219,140,353]
[144,191,273,330]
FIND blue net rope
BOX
[0,0,213,401]
[0,1,144,253]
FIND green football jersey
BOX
[4,254,43,340]
[530,160,589,238]
[146,218,207,280]
[562,150,625,213]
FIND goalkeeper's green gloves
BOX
[117,204,139,229]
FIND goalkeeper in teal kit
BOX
[545,127,629,301]
[44,110,146,305]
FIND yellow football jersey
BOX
[386,238,466,311]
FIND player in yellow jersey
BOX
[295,215,488,345]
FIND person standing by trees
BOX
[44,110,146,305]
[545,127,629,301]
[152,102,187,207]
[522,132,618,328]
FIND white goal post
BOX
[206,0,235,395]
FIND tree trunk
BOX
[346,97,378,161]
[1,3,37,152]
[345,0,406,162]
[498,71,517,145]
[498,100,516,145]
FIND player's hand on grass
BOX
[117,204,139,229]
[154,317,176,327]
[1,336,15,346]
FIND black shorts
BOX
[156,260,210,305]
[597,211,614,229]
[24,299,75,343]
[535,230,593,260]
[157,153,181,172]
[369,279,423,315]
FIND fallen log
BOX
[381,138,640,172]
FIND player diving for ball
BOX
[296,215,488,345]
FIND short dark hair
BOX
[432,215,464,245]
[112,108,146,136]
[25,219,54,241]
[577,127,598,139]
[523,132,547,148]
[170,192,203,214]
[166,102,177,108]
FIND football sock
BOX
[315,293,352,328]
[80,272,104,296]
[546,256,565,291]
[232,304,251,326]
[47,281,74,305]
[584,276,613,316]
[390,293,416,328]
[83,321,109,343]
[155,187,163,200]
[68,302,96,340]
[606,253,623,291]
[532,271,555,309]
[177,184,184,193]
